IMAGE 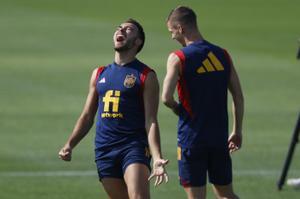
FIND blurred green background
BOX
[0,0,299,198]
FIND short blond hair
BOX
[167,6,197,28]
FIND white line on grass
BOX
[0,170,96,177]
[0,170,300,177]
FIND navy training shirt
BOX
[175,40,232,148]
[95,59,153,156]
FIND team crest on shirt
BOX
[123,74,136,88]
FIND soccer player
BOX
[162,6,244,199]
[59,18,168,199]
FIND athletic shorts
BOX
[178,146,232,187]
[95,144,151,180]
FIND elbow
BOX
[80,113,94,127]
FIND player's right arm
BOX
[58,68,99,161]
[161,53,180,115]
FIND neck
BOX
[184,31,204,46]
[114,51,136,66]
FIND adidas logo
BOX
[197,52,225,74]
[99,77,106,83]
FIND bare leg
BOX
[183,186,206,199]
[124,163,150,199]
[101,178,129,199]
[212,183,239,199]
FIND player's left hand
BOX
[148,159,169,186]
[228,132,242,153]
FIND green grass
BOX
[1,0,300,198]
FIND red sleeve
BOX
[95,66,105,84]
[140,67,154,90]
[173,50,193,117]
[173,50,186,75]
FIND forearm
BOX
[232,96,244,134]
[146,121,163,161]
[66,114,94,149]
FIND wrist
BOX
[172,103,180,114]
[64,142,73,150]
[152,154,162,161]
[232,131,242,136]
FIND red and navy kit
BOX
[175,40,233,186]
[94,59,153,179]
[175,40,231,148]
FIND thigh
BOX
[101,178,129,199]
[121,145,151,199]
[121,145,151,173]
[124,163,150,199]
[178,146,208,187]
[208,147,232,185]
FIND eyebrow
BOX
[118,24,136,30]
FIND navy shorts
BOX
[178,146,232,187]
[95,145,151,180]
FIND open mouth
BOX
[116,35,125,42]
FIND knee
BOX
[127,189,150,199]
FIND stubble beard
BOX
[114,39,135,52]
[114,45,130,52]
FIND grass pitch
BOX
[0,0,300,198]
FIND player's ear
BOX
[135,38,142,47]
[177,24,184,34]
